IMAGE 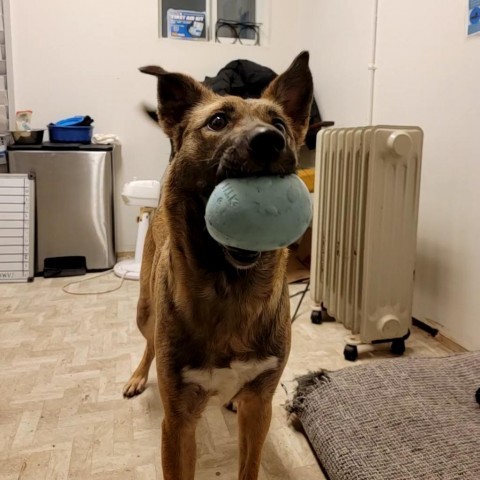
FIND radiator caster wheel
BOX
[391,339,405,356]
[344,345,358,362]
[311,310,322,324]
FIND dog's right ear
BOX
[139,65,212,137]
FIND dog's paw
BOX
[123,376,147,399]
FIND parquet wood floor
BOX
[0,274,453,479]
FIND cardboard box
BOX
[287,227,312,284]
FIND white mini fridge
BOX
[8,143,116,276]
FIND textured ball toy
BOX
[205,175,312,252]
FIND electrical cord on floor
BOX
[62,269,128,295]
[289,279,310,323]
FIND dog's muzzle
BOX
[216,124,295,181]
[247,125,286,164]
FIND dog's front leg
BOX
[159,376,209,480]
[161,415,199,480]
[236,389,274,480]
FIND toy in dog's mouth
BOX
[206,175,313,270]
[224,246,261,269]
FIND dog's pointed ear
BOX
[139,65,168,77]
[262,51,313,144]
[139,65,212,137]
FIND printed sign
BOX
[468,0,480,36]
[0,175,34,283]
[167,9,207,40]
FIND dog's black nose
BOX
[248,126,286,162]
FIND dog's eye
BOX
[208,113,228,131]
[273,118,286,134]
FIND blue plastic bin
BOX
[48,125,93,144]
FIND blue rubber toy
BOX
[205,175,312,252]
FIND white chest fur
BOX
[182,356,279,403]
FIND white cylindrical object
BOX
[387,131,412,157]
[134,211,150,264]
[121,179,161,207]
[113,259,141,280]
[379,314,401,338]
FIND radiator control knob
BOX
[387,131,412,157]
[379,314,401,337]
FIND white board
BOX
[0,173,34,282]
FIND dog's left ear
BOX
[263,51,313,144]
[140,65,212,138]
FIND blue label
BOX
[469,0,480,35]
[167,9,207,40]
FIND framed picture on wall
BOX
[167,9,207,40]
[468,0,480,36]
[160,0,208,40]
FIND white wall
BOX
[373,0,480,351]
[297,0,377,127]
[11,1,480,350]
[9,0,304,251]
[302,1,480,350]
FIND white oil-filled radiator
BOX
[310,126,423,361]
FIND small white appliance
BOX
[114,179,160,280]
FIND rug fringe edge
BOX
[285,370,330,417]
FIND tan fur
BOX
[124,52,313,480]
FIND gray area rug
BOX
[287,352,480,480]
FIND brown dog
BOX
[123,51,313,480]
